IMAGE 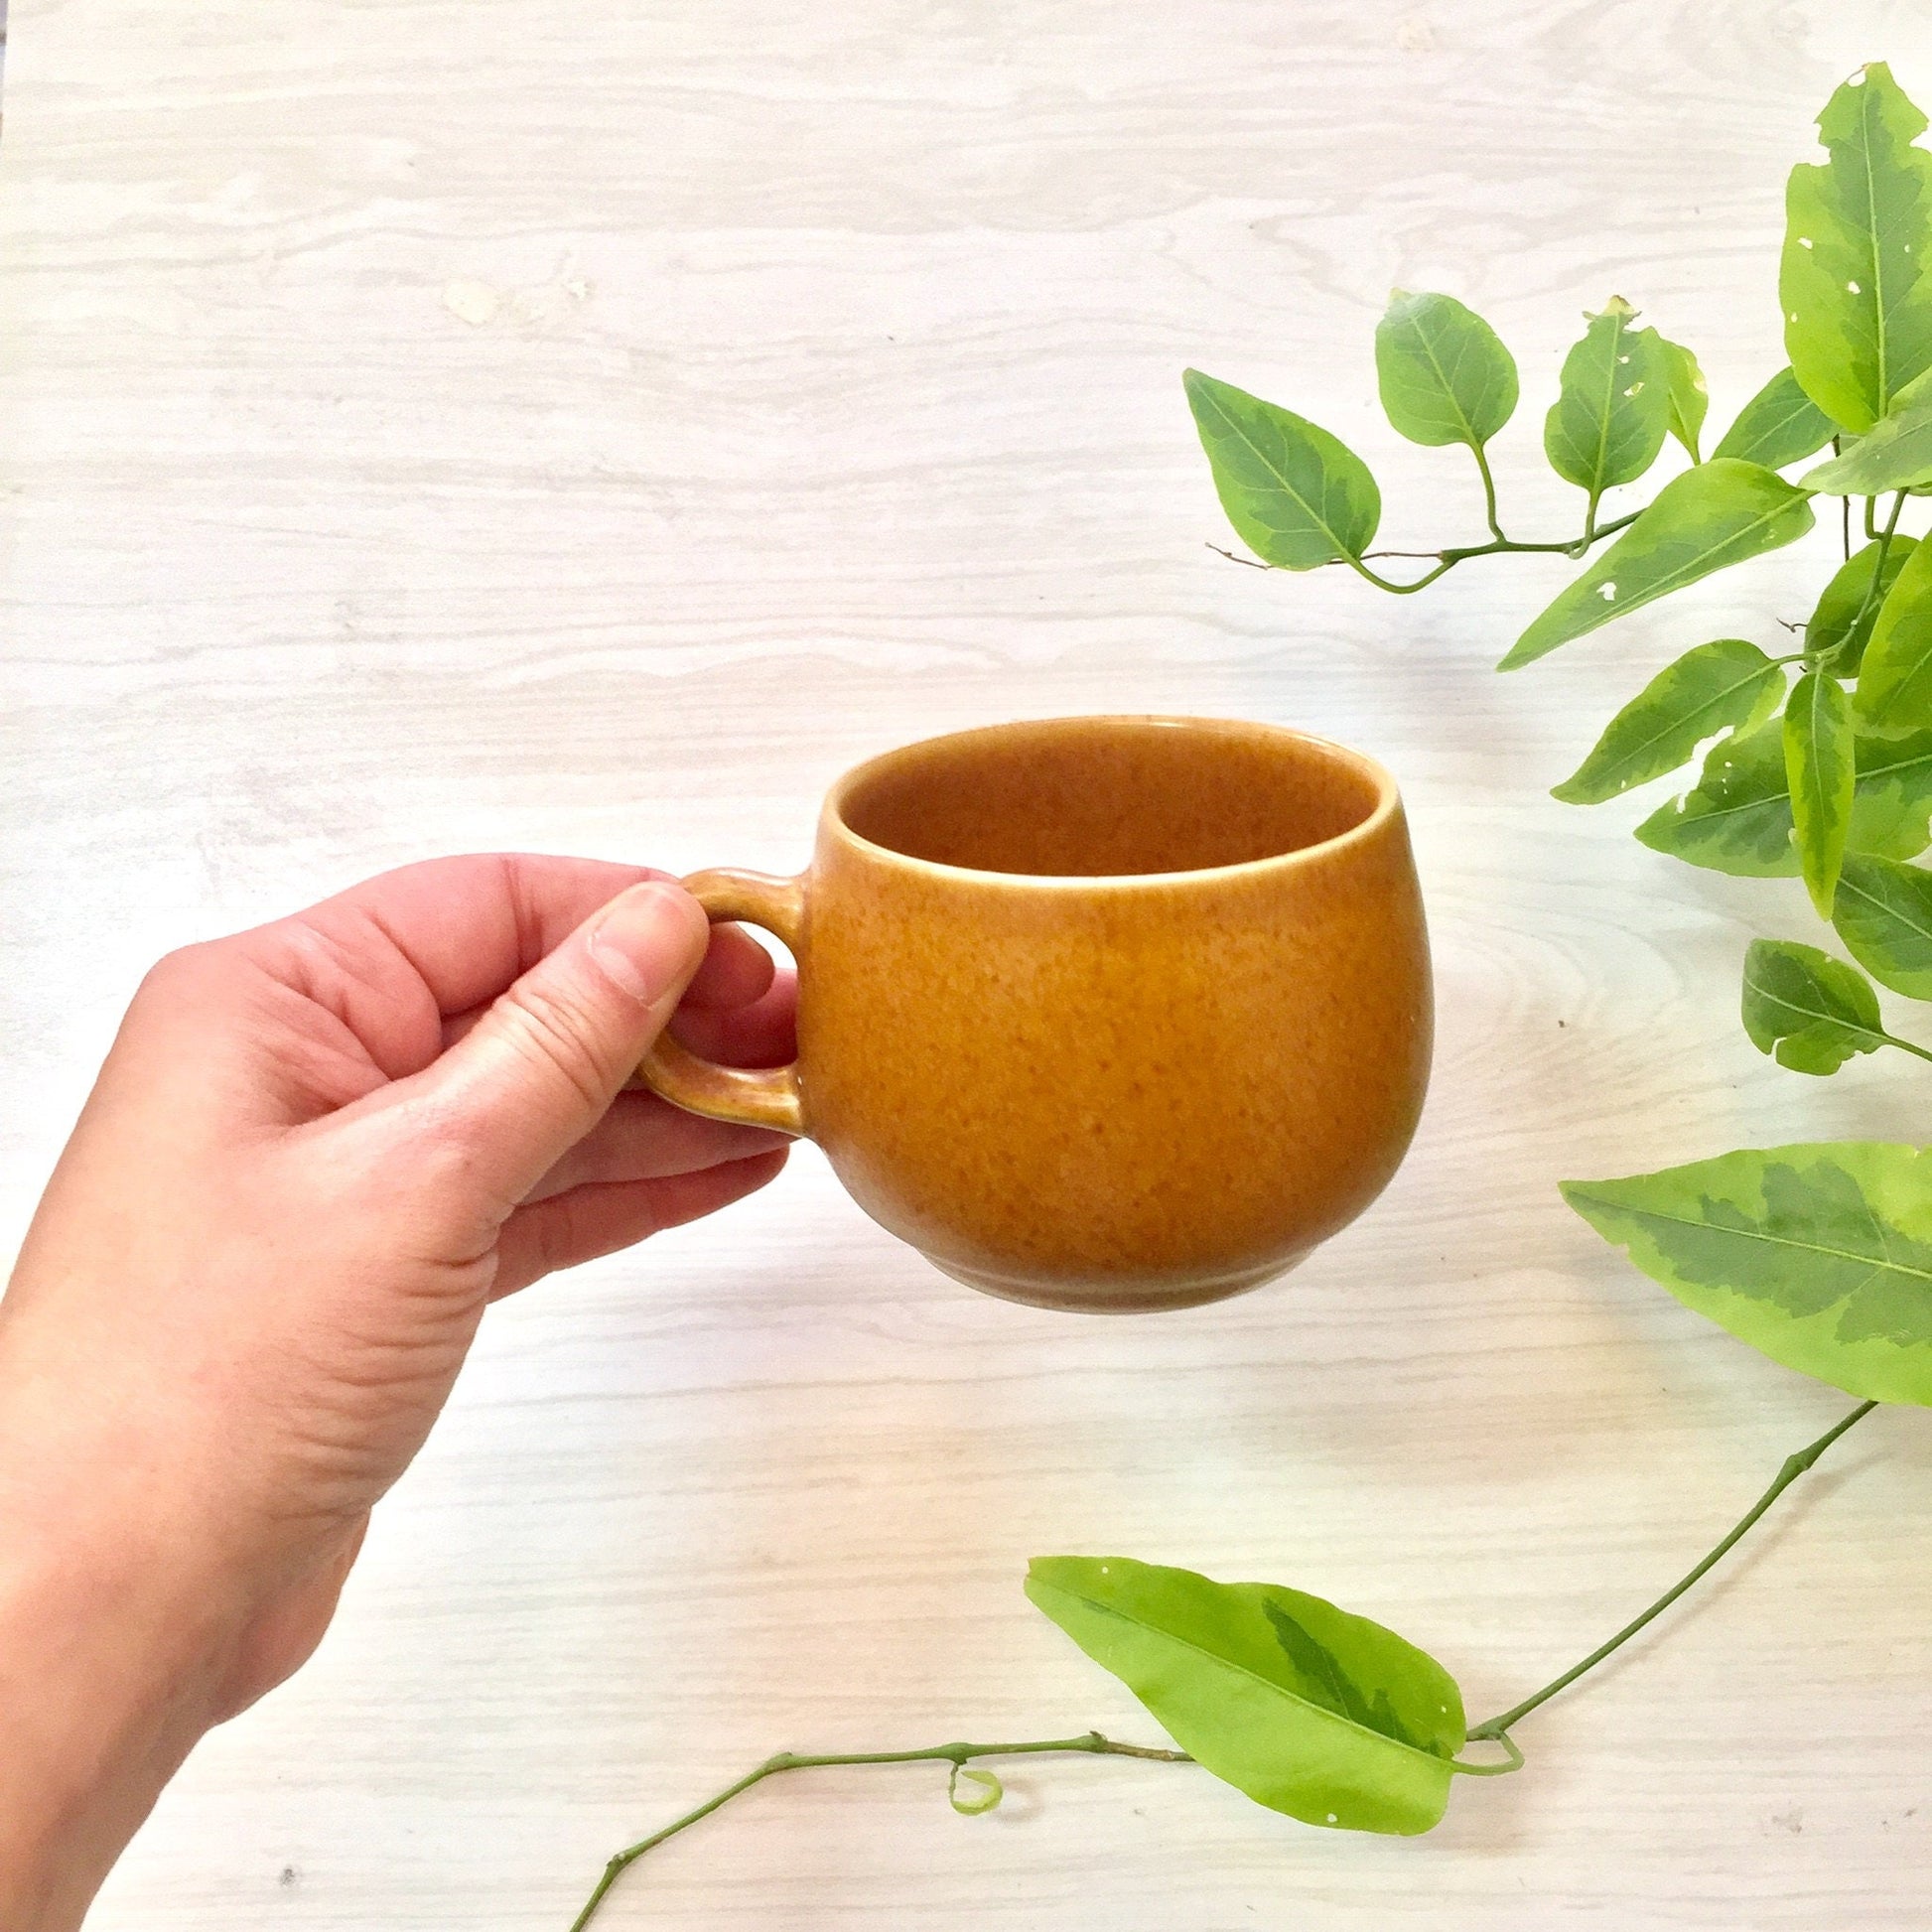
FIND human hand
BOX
[0,856,793,1931]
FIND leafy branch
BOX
[574,1401,1874,1921]
[1184,64,1932,1303]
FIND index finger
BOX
[305,854,658,1016]
[249,855,774,1072]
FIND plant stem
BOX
[1472,442,1507,543]
[1347,554,1458,595]
[1210,506,1646,590]
[1466,1400,1876,1745]
[1449,1730,1525,1776]
[1880,1030,1932,1064]
[1831,491,1908,655]
[568,1731,1192,1930]
[1339,509,1644,595]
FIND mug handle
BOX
[638,868,807,1136]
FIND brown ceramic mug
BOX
[641,715,1431,1312]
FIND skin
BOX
[0,855,797,1931]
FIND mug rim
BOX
[823,714,1402,888]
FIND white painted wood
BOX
[5,1,1932,1924]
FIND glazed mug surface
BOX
[641,715,1431,1312]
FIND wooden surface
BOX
[5,2,1932,1925]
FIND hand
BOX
[0,856,794,1931]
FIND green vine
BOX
[1464,1401,1876,1746]
[573,1401,1871,1922]
[570,1733,1187,1931]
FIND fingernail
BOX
[587,882,707,1007]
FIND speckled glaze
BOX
[640,716,1431,1312]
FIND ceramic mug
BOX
[641,715,1431,1312]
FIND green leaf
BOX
[947,1765,1003,1815]
[1833,852,1932,997]
[1785,670,1857,914]
[1183,368,1380,569]
[1857,529,1932,731]
[1658,338,1709,462]
[1799,402,1932,492]
[1781,63,1932,432]
[1552,638,1783,804]
[1636,717,1802,874]
[1841,724,1932,857]
[1565,1143,1932,1405]
[1544,298,1671,497]
[1501,461,1816,669]
[1808,534,1917,673]
[1742,938,1887,1074]
[1373,290,1518,449]
[1710,366,1837,469]
[1025,1555,1463,1836]
[1638,720,1932,876]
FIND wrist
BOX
[0,1363,250,1932]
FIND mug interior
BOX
[834,716,1389,878]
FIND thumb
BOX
[413,879,711,1210]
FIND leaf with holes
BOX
[1184,369,1381,569]
[1833,853,1932,998]
[1502,461,1816,669]
[1858,529,1932,732]
[1782,64,1932,432]
[1786,670,1857,914]
[1636,716,1803,874]
[1544,298,1671,497]
[1742,938,1888,1075]
[1025,1555,1464,1835]
[1809,535,1918,674]
[1658,338,1710,462]
[1374,290,1518,449]
[1565,1144,1932,1404]
[1553,638,1783,804]
[1710,365,1838,469]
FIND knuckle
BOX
[133,939,219,1003]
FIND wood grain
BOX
[4,0,1932,1924]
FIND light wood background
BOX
[5,2,1932,1925]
